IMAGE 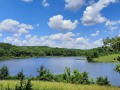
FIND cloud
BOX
[4,32,103,49]
[42,0,50,7]
[48,15,78,31]
[81,0,118,26]
[88,0,95,5]
[25,34,32,39]
[49,32,75,41]
[65,0,85,12]
[105,20,120,31]
[92,39,103,47]
[22,0,33,2]
[75,37,89,45]
[91,30,100,37]
[0,19,33,36]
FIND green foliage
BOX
[115,64,120,73]
[71,70,90,84]
[117,56,120,61]
[0,65,112,89]
[0,43,87,60]
[54,74,65,82]
[96,76,111,86]
[17,70,25,80]
[63,67,71,82]
[37,65,53,81]
[15,79,32,90]
[86,56,93,62]
[0,65,9,80]
[5,84,12,90]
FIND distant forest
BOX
[0,36,120,61]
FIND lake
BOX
[0,56,120,86]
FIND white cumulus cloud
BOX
[42,0,50,7]
[91,30,100,37]
[0,19,33,36]
[105,20,120,31]
[65,0,85,12]
[81,0,118,26]
[48,15,78,31]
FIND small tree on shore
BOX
[0,65,9,80]
[115,64,120,73]
[17,69,24,80]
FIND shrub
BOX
[63,67,71,83]
[15,79,32,90]
[0,65,9,80]
[115,64,120,73]
[37,65,53,81]
[5,84,12,90]
[117,56,120,61]
[17,69,24,80]
[96,76,110,86]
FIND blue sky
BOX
[0,0,120,49]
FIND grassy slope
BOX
[0,80,120,90]
[93,54,120,62]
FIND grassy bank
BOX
[93,54,120,62]
[0,80,119,90]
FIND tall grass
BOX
[0,80,119,90]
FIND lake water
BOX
[0,56,120,86]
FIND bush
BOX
[5,84,12,90]
[0,65,9,80]
[81,72,90,84]
[63,67,71,83]
[115,64,120,73]
[17,70,25,80]
[86,56,93,62]
[117,56,120,61]
[15,79,32,90]
[37,65,54,81]
[96,76,110,86]
[54,74,64,82]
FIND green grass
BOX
[0,80,120,90]
[93,54,120,62]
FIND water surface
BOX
[0,57,120,86]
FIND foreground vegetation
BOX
[0,80,119,90]
[0,65,114,90]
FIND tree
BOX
[81,72,90,84]
[71,70,82,84]
[17,69,24,80]
[37,65,53,81]
[115,64,120,73]
[63,67,71,82]
[0,65,9,80]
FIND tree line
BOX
[86,36,120,61]
[0,35,120,62]
[0,43,86,60]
